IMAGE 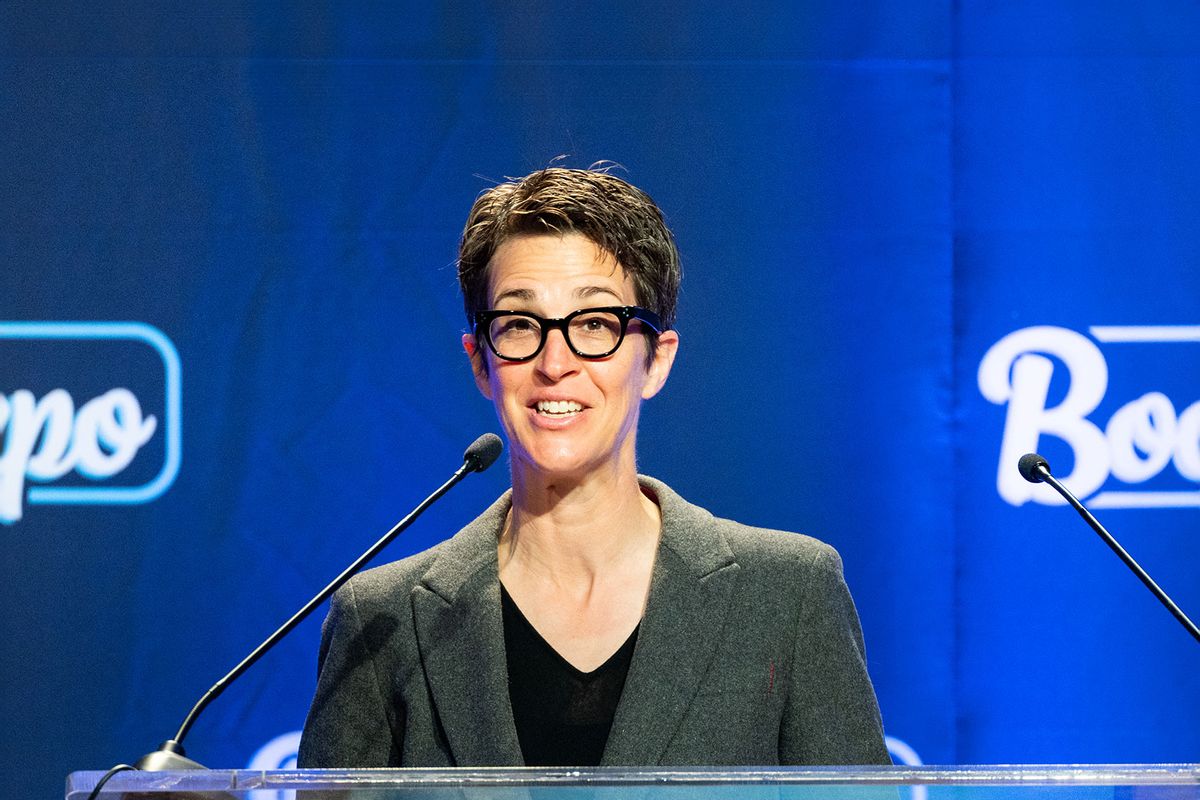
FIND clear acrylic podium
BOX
[66,765,1200,800]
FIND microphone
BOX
[132,434,505,771]
[1017,452,1050,484]
[464,432,504,473]
[1017,452,1200,644]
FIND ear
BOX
[641,330,679,400]
[462,333,493,400]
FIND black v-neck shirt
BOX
[500,585,639,766]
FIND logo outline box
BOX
[0,321,182,507]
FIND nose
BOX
[534,326,580,381]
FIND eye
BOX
[492,315,539,337]
[571,312,622,340]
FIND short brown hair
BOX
[457,167,681,345]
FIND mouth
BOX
[534,399,584,418]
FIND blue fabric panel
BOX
[3,2,1197,798]
[954,0,1200,762]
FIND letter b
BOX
[978,327,1111,505]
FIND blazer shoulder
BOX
[333,539,450,608]
[713,515,844,576]
[329,485,510,610]
[642,476,843,581]
[334,488,507,609]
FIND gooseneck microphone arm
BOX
[134,433,505,770]
[1018,453,1200,645]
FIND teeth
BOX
[536,400,583,415]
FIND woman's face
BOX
[463,232,678,483]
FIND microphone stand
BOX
[1020,454,1200,645]
[135,434,503,770]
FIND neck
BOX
[500,462,661,589]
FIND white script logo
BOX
[979,325,1200,508]
[0,322,181,524]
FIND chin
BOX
[531,453,594,479]
[515,443,609,481]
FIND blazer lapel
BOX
[412,493,525,766]
[602,478,740,765]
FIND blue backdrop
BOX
[2,4,1198,799]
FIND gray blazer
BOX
[297,477,888,767]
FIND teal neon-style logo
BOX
[0,322,181,524]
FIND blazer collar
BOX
[411,477,739,766]
[411,490,522,765]
[601,477,740,765]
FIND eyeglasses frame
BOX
[472,305,665,362]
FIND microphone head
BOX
[463,433,504,473]
[1018,453,1051,484]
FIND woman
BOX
[298,167,888,767]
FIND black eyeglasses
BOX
[472,306,664,362]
